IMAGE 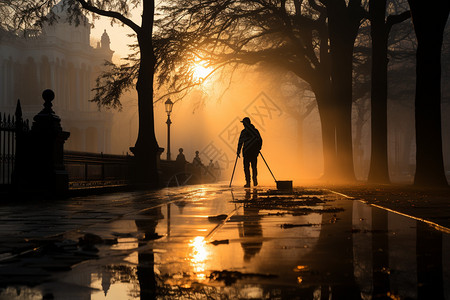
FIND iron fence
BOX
[0,114,15,185]
[64,150,132,189]
[0,103,29,187]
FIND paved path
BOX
[0,183,448,299]
[325,183,450,229]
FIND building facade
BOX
[0,3,114,153]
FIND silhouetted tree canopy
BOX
[156,0,447,184]
[155,0,365,181]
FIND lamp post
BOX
[165,98,174,161]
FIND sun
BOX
[193,62,213,82]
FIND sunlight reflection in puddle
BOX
[189,236,210,281]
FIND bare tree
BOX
[156,0,369,182]
[323,0,366,181]
[367,0,410,183]
[408,0,449,186]
[10,0,161,187]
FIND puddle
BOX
[0,186,449,299]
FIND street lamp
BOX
[165,98,174,160]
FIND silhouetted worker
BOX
[237,117,262,187]
[175,148,187,171]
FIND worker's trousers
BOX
[243,155,258,184]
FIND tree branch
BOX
[386,10,411,35]
[308,0,326,14]
[76,0,140,33]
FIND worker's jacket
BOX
[237,124,262,157]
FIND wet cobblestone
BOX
[0,183,448,299]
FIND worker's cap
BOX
[241,117,251,124]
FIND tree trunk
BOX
[311,80,339,181]
[332,49,356,182]
[132,0,160,188]
[353,101,366,179]
[408,0,449,186]
[311,72,353,182]
[368,0,390,183]
[318,101,339,180]
[327,1,360,182]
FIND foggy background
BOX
[1,5,449,185]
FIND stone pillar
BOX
[50,60,56,91]
[75,67,80,110]
[14,89,70,195]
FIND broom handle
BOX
[229,154,239,187]
[259,152,277,182]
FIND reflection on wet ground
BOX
[0,184,449,299]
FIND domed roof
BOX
[101,29,111,49]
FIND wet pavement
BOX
[0,183,449,299]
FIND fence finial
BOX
[42,89,55,114]
[15,99,23,123]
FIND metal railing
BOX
[64,150,132,189]
[0,103,29,187]
[0,113,15,185]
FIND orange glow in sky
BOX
[192,62,213,82]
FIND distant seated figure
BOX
[208,159,214,169]
[176,148,187,164]
[176,148,187,171]
[193,150,203,167]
